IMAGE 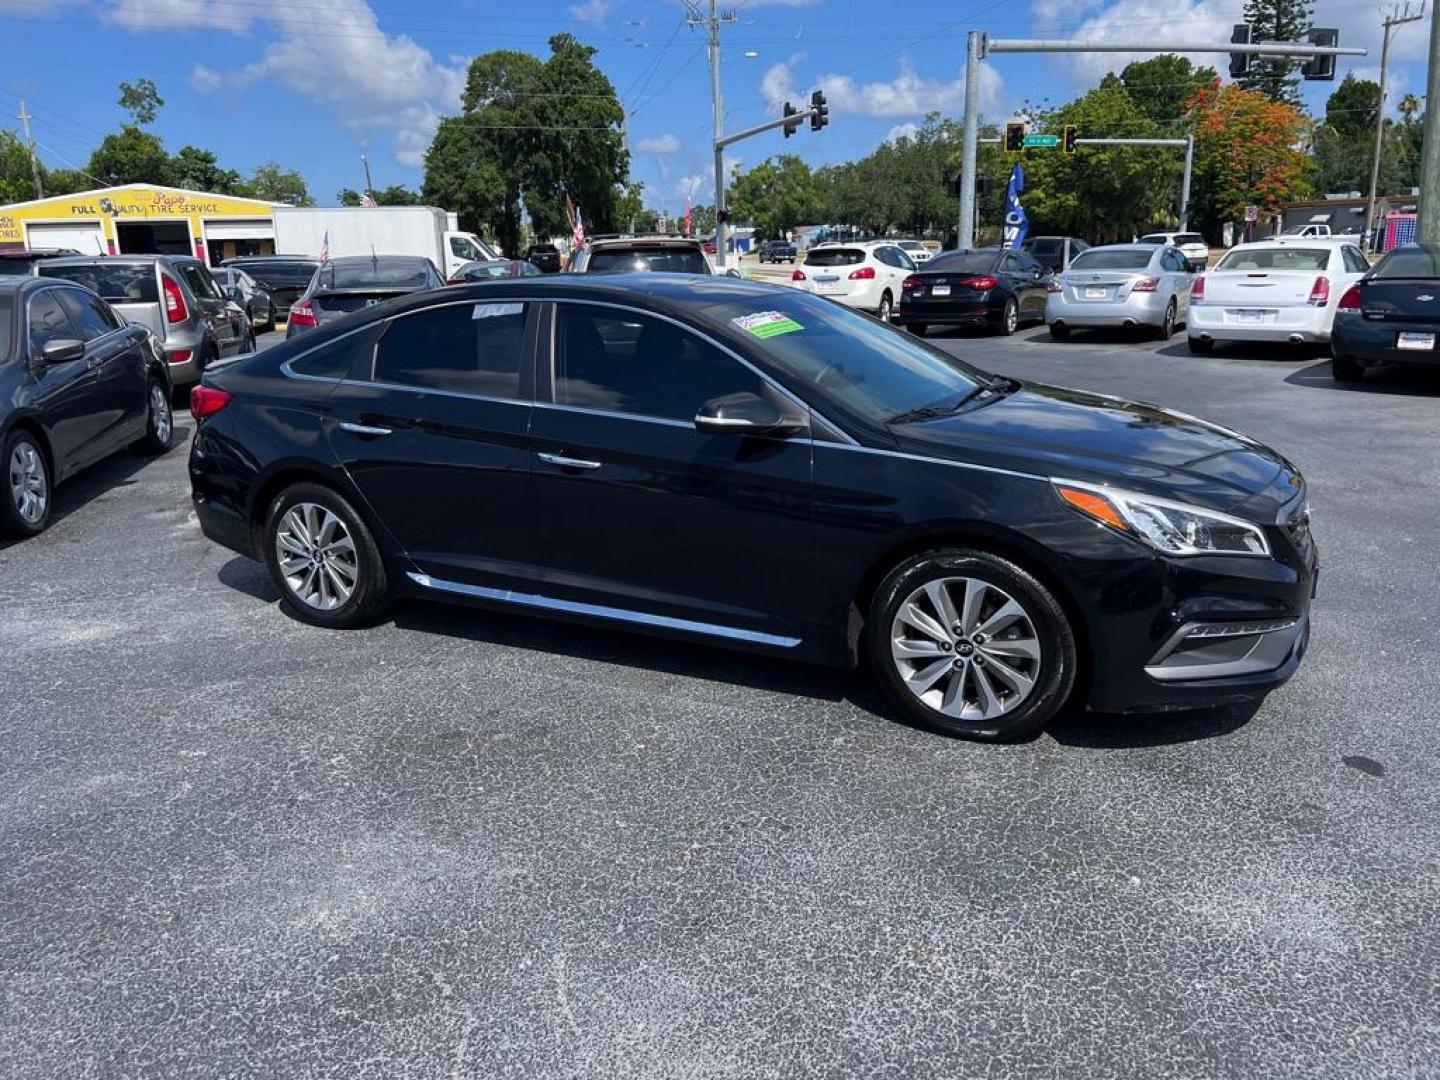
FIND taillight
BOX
[189,385,232,422]
[1131,277,1160,293]
[162,275,187,324]
[288,300,317,327]
[1308,276,1330,306]
[902,275,921,291]
[791,269,806,281]
[1337,285,1362,312]
[446,276,465,285]
[166,349,193,366]
[966,276,998,291]
[848,266,876,280]
[1190,276,1206,301]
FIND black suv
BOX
[758,240,797,264]
[522,244,562,274]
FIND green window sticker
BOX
[733,310,803,339]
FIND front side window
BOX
[56,289,119,339]
[450,236,484,261]
[28,291,78,358]
[553,305,762,422]
[374,301,527,399]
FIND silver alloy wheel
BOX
[878,294,892,320]
[1004,300,1018,333]
[1162,301,1176,338]
[274,501,358,610]
[8,441,47,525]
[150,383,172,444]
[890,575,1042,721]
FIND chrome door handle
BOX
[338,422,392,436]
[538,451,601,470]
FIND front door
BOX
[55,286,149,453]
[324,298,538,590]
[25,289,105,476]
[527,302,815,645]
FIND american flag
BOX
[571,205,585,248]
[319,229,331,264]
[360,192,377,208]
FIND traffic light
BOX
[1004,121,1025,154]
[1302,28,1339,80]
[1062,124,1077,155]
[1229,23,1252,78]
[782,102,800,139]
[810,90,829,132]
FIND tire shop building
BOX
[0,183,287,266]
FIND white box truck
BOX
[272,206,499,280]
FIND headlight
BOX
[1053,480,1271,557]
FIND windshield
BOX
[1175,234,1204,246]
[804,248,865,267]
[318,260,432,289]
[1216,247,1330,272]
[1068,249,1152,271]
[924,251,996,274]
[233,260,319,285]
[39,262,159,303]
[698,290,985,425]
[1373,245,1440,279]
[587,247,709,274]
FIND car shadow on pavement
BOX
[1046,699,1262,748]
[1285,359,1440,397]
[1154,340,1324,363]
[0,424,193,552]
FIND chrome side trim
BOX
[405,571,802,648]
[531,401,694,430]
[812,440,1047,483]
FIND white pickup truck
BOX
[1280,224,1333,238]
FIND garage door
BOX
[26,221,107,255]
[204,218,274,241]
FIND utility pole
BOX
[18,100,44,200]
[689,0,736,268]
[1419,7,1440,242]
[360,153,375,199]
[1365,4,1424,252]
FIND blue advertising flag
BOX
[1003,163,1028,249]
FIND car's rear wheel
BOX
[1331,351,1363,382]
[998,298,1019,336]
[131,377,174,455]
[1187,336,1214,354]
[877,291,893,322]
[2,430,52,539]
[1049,322,1070,342]
[263,482,389,628]
[1156,300,1177,340]
[263,303,277,334]
[867,548,1077,741]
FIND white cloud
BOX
[637,133,681,154]
[886,122,920,143]
[108,0,466,168]
[187,63,222,93]
[677,173,707,201]
[761,56,1004,119]
[568,0,613,24]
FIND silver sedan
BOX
[1046,244,1195,341]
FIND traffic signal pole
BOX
[956,34,1366,251]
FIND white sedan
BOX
[1187,238,1371,353]
[790,241,918,322]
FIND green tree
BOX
[729,155,824,239]
[423,113,515,250]
[41,168,90,196]
[686,203,717,236]
[613,181,645,232]
[1113,55,1217,124]
[118,78,164,125]
[87,125,169,186]
[1237,0,1313,107]
[1395,93,1425,191]
[247,162,312,205]
[1310,76,1407,196]
[338,184,422,206]
[0,130,39,202]
[167,145,245,193]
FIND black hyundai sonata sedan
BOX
[189,275,1315,741]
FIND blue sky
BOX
[1,0,1431,215]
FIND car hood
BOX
[891,381,1302,519]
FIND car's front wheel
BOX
[131,377,174,454]
[877,291,894,322]
[263,482,389,628]
[867,548,1077,741]
[2,430,52,539]
[998,298,1019,336]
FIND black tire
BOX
[1331,352,1363,382]
[1,428,52,539]
[131,376,174,455]
[1155,300,1177,340]
[867,547,1077,742]
[1187,336,1214,354]
[877,291,894,322]
[263,482,390,629]
[263,303,277,334]
[1048,322,1071,342]
[997,298,1019,336]
[907,323,927,337]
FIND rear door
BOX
[176,260,242,355]
[54,287,148,451]
[1160,248,1194,315]
[24,288,105,475]
[1005,251,1047,317]
[325,297,538,591]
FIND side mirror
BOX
[223,284,244,302]
[695,391,806,437]
[725,268,742,278]
[40,338,85,365]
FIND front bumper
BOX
[1047,291,1168,328]
[1333,315,1440,367]
[1189,302,1331,343]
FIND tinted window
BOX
[1069,250,1153,271]
[1028,239,1061,256]
[450,236,486,261]
[1137,234,1170,245]
[374,301,526,398]
[0,258,36,276]
[586,247,710,274]
[317,259,435,289]
[28,291,77,357]
[1373,246,1440,279]
[925,251,996,274]
[554,306,760,421]
[0,297,11,353]
[1216,247,1331,272]
[1175,233,1205,247]
[39,262,159,303]
[891,247,917,271]
[692,291,985,426]
[230,260,319,286]
[1015,253,1043,274]
[804,248,865,267]
[178,262,222,301]
[56,289,119,339]
[291,323,383,380]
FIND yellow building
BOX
[0,183,287,266]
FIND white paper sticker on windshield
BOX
[732,310,803,339]
[473,303,523,320]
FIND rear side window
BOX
[178,263,222,301]
[27,291,77,357]
[1343,246,1370,274]
[290,323,383,380]
[804,248,865,267]
[39,263,159,303]
[1028,240,1060,256]
[56,289,120,339]
[374,301,527,399]
[1069,250,1152,271]
[1215,248,1330,272]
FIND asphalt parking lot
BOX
[3,321,1438,1079]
